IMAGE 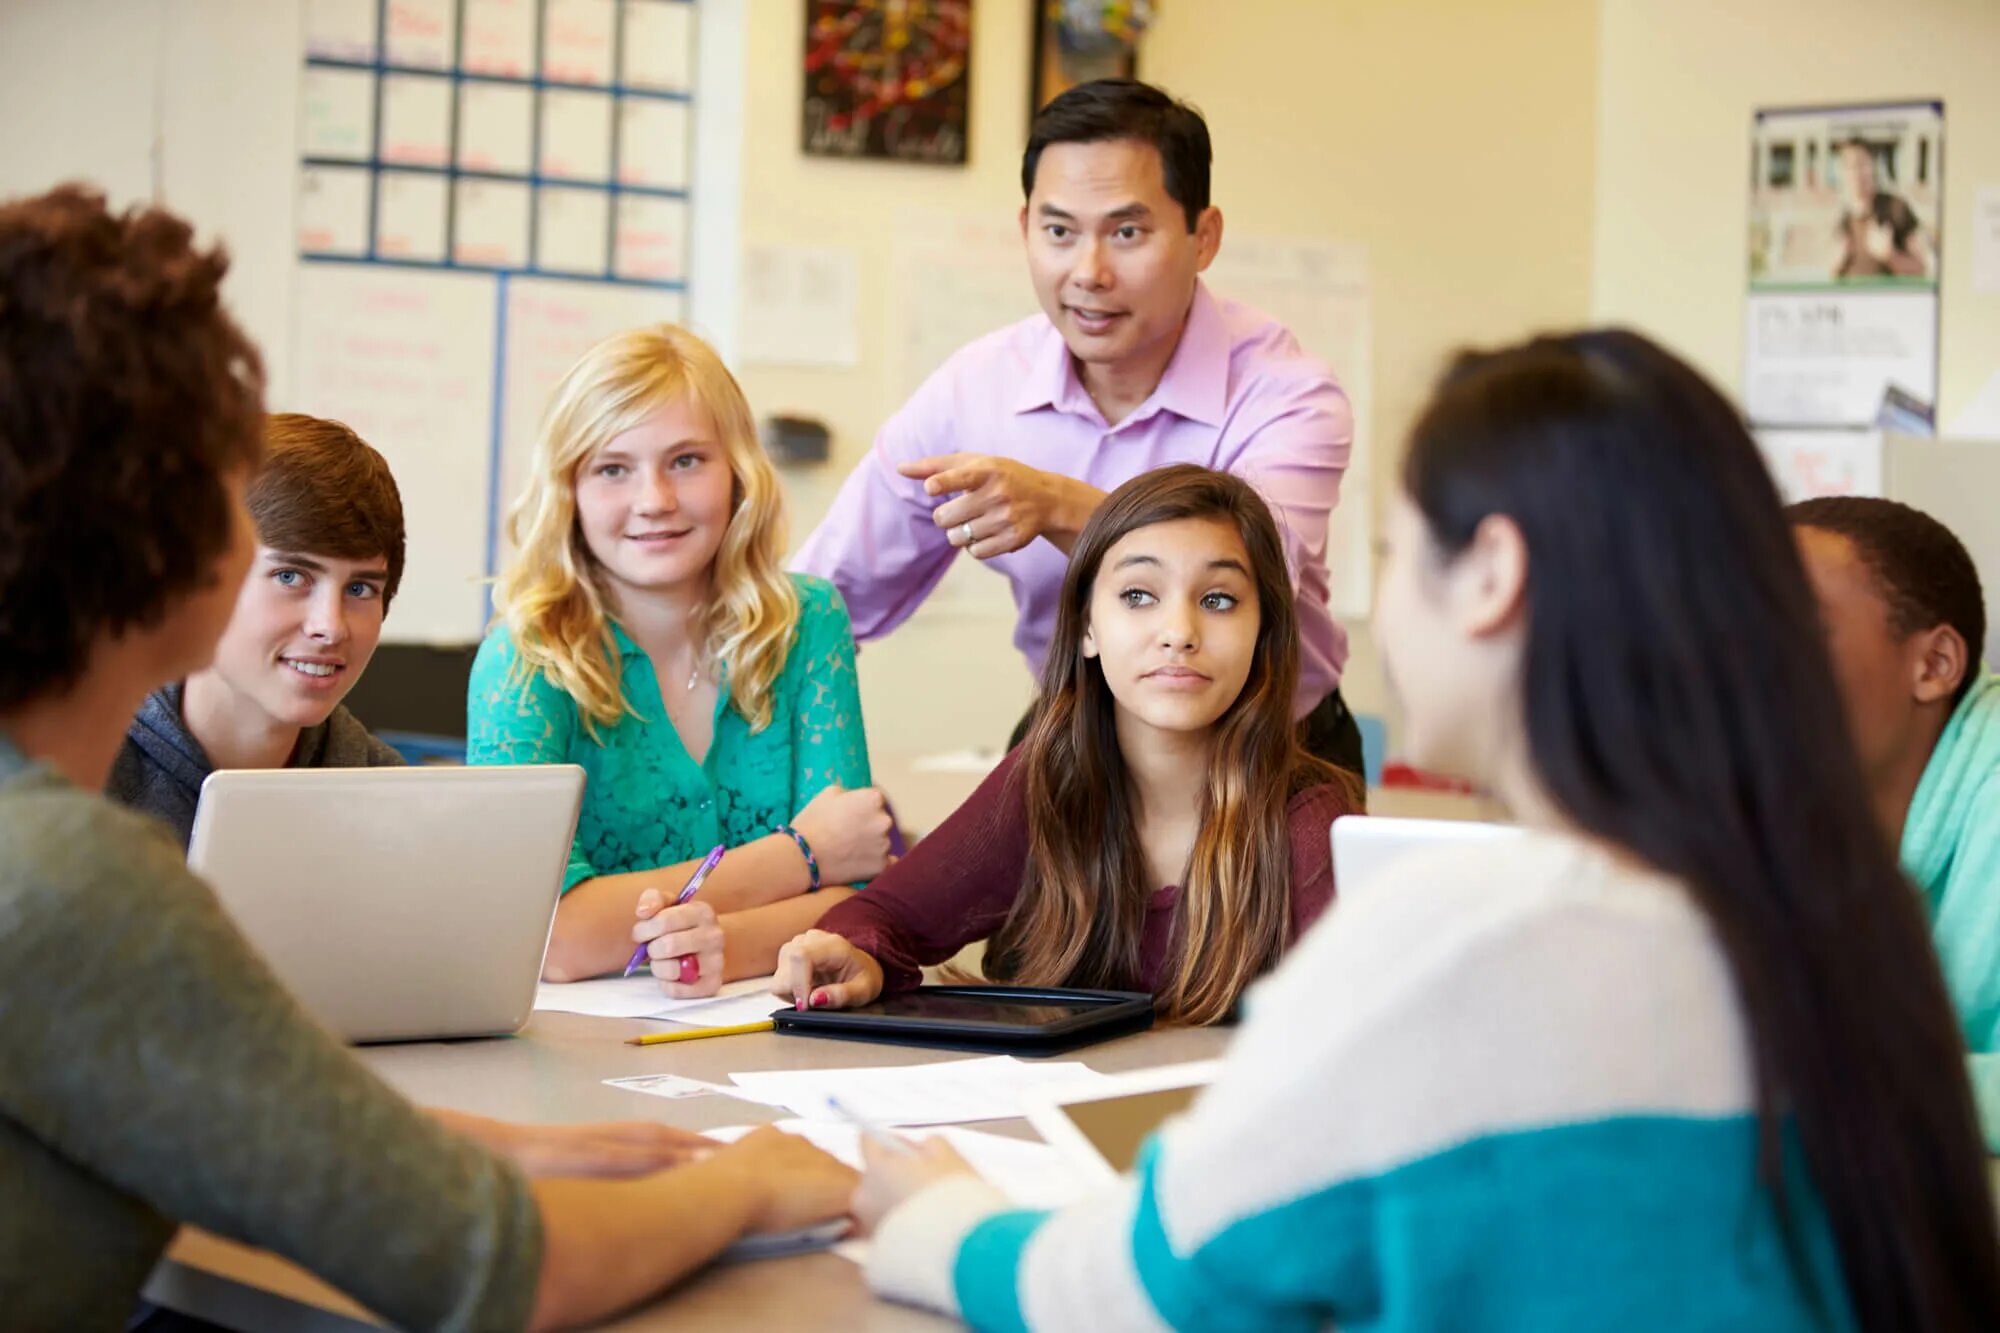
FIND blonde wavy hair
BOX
[495,323,798,736]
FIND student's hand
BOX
[851,1135,978,1235]
[429,1109,712,1178]
[632,892,724,997]
[790,783,895,883]
[772,930,885,1011]
[900,454,1104,558]
[715,1126,860,1235]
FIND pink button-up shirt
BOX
[793,282,1352,716]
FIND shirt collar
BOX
[1009,281,1228,429]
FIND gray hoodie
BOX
[106,680,404,849]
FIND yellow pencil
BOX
[624,1019,775,1046]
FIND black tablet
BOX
[771,984,1155,1053]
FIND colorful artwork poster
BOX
[1749,101,1943,291]
[802,1,971,166]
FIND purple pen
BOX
[623,843,726,978]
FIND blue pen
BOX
[623,843,726,978]
[825,1094,916,1157]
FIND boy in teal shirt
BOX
[1791,496,2000,1148]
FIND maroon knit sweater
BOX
[818,750,1357,997]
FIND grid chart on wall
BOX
[298,0,694,290]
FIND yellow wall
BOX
[735,0,1604,755]
[1593,0,2000,426]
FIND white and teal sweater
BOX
[868,830,1855,1331]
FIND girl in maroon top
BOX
[774,465,1364,1025]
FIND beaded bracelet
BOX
[779,824,821,892]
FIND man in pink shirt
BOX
[794,79,1360,773]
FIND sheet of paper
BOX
[461,0,537,77]
[706,1119,1085,1211]
[383,0,456,68]
[726,1056,1115,1127]
[305,0,377,61]
[613,194,688,282]
[603,1072,732,1099]
[542,0,616,85]
[617,97,690,190]
[534,974,781,1022]
[379,74,453,167]
[536,185,611,275]
[375,171,449,262]
[299,66,376,161]
[539,88,614,182]
[910,748,1004,775]
[1754,428,1884,502]
[740,245,860,368]
[1974,186,2000,296]
[297,164,371,255]
[456,82,534,175]
[453,178,531,268]
[622,0,695,91]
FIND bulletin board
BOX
[289,0,696,644]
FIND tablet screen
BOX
[854,992,1108,1027]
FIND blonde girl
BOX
[470,324,892,987]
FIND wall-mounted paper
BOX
[456,82,534,175]
[376,170,449,262]
[621,0,694,91]
[305,0,377,61]
[617,96,689,190]
[539,88,614,181]
[498,277,686,531]
[379,73,453,166]
[291,264,499,644]
[542,0,616,85]
[383,0,456,68]
[1744,291,1938,428]
[461,0,537,77]
[297,164,372,256]
[613,195,688,282]
[740,244,859,368]
[1755,429,1884,502]
[536,186,611,275]
[453,178,532,268]
[1975,187,2000,296]
[300,66,376,161]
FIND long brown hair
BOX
[984,465,1359,1024]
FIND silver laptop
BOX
[188,764,585,1043]
[1331,814,1521,892]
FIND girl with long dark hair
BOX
[846,331,2000,1331]
[774,465,1363,1025]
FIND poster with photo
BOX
[1745,101,1942,428]
[802,1,971,165]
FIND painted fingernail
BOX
[810,990,827,1008]
[795,998,806,1012]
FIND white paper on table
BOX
[534,973,781,1022]
[382,0,456,68]
[539,88,614,182]
[297,165,371,255]
[725,1056,1115,1127]
[456,82,535,175]
[305,0,377,61]
[617,97,690,190]
[603,1072,731,1099]
[462,0,537,77]
[535,185,611,275]
[375,171,449,262]
[542,0,616,85]
[299,66,376,161]
[909,748,1004,775]
[452,178,532,268]
[621,0,694,91]
[613,195,688,282]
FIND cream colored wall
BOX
[1593,0,2000,425]
[738,0,1604,760]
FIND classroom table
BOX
[142,1011,1231,1331]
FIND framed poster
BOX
[1745,101,1943,429]
[802,1,971,165]
[1031,1,1148,118]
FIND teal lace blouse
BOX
[467,573,873,892]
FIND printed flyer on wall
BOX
[1744,101,1942,429]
